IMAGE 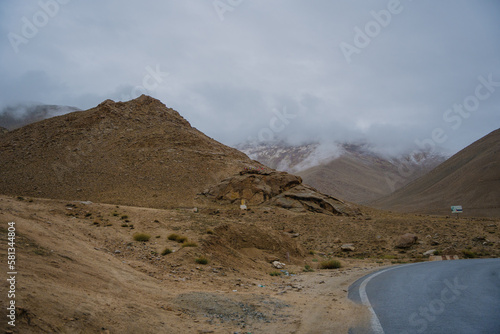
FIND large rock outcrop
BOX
[203,169,354,215]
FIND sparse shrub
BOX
[312,258,318,262]
[309,250,316,255]
[168,233,188,243]
[320,259,342,269]
[121,223,129,227]
[462,250,477,258]
[155,235,161,238]
[17,196,25,201]
[85,213,92,217]
[121,215,129,220]
[93,221,100,225]
[269,271,281,276]
[168,233,180,241]
[111,212,119,217]
[206,229,214,235]
[161,248,172,256]
[433,250,442,256]
[105,223,113,227]
[154,219,160,223]
[133,233,151,242]
[195,256,209,265]
[303,265,314,272]
[181,241,198,248]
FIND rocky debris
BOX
[395,233,418,249]
[283,229,300,238]
[341,244,355,252]
[265,255,281,263]
[272,261,286,269]
[174,292,289,328]
[423,249,436,256]
[202,169,354,215]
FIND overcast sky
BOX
[1,0,499,156]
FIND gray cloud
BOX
[1,0,499,155]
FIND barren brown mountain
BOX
[371,128,500,217]
[0,95,260,208]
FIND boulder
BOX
[423,249,436,256]
[395,233,418,249]
[272,261,286,269]
[341,244,356,252]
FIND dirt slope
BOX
[371,128,500,217]
[0,95,260,208]
[2,195,499,333]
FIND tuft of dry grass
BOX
[462,249,477,258]
[168,233,188,243]
[320,259,342,269]
[161,248,172,256]
[303,265,314,272]
[133,233,151,242]
[195,256,208,264]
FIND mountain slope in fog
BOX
[238,142,445,203]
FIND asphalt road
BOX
[348,259,500,334]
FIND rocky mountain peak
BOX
[91,95,191,128]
